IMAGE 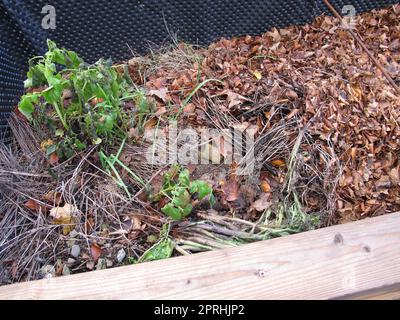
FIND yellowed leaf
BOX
[40,139,54,152]
[260,180,271,193]
[50,203,80,235]
[271,159,286,167]
[253,70,262,80]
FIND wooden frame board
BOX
[0,212,399,300]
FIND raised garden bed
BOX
[1,212,399,299]
[0,3,399,294]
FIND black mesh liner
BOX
[0,0,398,133]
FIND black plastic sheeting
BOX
[0,0,398,134]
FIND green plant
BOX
[99,138,145,198]
[152,165,214,220]
[18,39,138,159]
[135,224,174,263]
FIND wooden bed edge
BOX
[0,212,399,300]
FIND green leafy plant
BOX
[18,39,139,159]
[135,224,174,263]
[152,165,214,220]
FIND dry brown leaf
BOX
[252,193,272,212]
[49,152,59,165]
[90,243,102,262]
[50,203,80,235]
[183,102,196,113]
[222,179,240,202]
[25,199,39,211]
[260,180,271,193]
[271,159,286,167]
[218,90,251,109]
[143,117,158,129]
[43,191,62,206]
[148,88,168,101]
[389,167,399,184]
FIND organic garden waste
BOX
[0,5,399,284]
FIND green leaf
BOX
[189,180,213,200]
[93,137,102,145]
[46,39,82,69]
[161,203,182,220]
[18,93,39,120]
[45,144,57,156]
[55,129,64,137]
[180,203,193,217]
[42,86,61,104]
[25,63,47,88]
[178,169,190,187]
[171,189,191,208]
[73,140,86,150]
[137,236,174,263]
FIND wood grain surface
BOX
[0,212,399,300]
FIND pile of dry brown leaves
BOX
[140,4,400,223]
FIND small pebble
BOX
[116,248,126,263]
[96,258,107,270]
[62,265,71,276]
[67,258,76,265]
[70,244,80,258]
[106,259,113,268]
[69,230,78,238]
[41,265,55,278]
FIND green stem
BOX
[54,101,69,130]
[106,157,131,198]
[115,159,145,187]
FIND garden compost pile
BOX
[0,5,399,284]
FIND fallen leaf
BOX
[50,203,80,235]
[260,180,271,193]
[43,191,62,205]
[148,88,168,101]
[252,193,272,211]
[25,199,39,211]
[49,152,59,165]
[218,90,252,109]
[183,102,196,113]
[253,70,262,80]
[144,117,158,129]
[285,89,298,100]
[222,178,240,202]
[85,217,95,234]
[90,243,102,262]
[389,168,399,184]
[24,199,48,213]
[271,159,286,167]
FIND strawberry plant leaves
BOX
[137,224,174,263]
[18,93,39,120]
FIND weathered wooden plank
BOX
[0,212,399,300]
[335,283,400,300]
